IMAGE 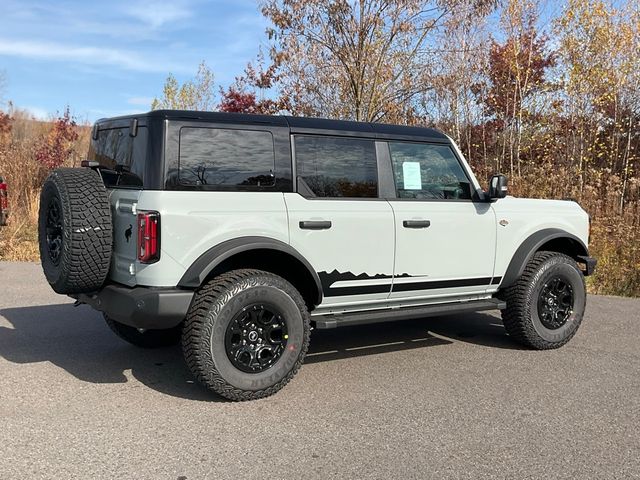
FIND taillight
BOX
[137,211,160,263]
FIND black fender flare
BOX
[501,228,589,288]
[177,236,323,305]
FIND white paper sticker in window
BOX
[402,162,422,190]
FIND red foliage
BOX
[35,108,79,170]
[219,86,280,115]
[218,52,285,115]
[482,28,555,119]
[219,88,261,113]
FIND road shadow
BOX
[0,303,219,402]
[0,303,521,400]
[308,309,522,364]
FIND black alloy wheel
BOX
[225,304,288,373]
[537,277,574,330]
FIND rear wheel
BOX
[501,251,586,349]
[182,269,310,401]
[105,316,182,348]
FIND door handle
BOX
[403,220,431,229]
[299,220,332,230]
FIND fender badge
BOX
[499,219,509,227]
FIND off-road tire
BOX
[105,315,182,348]
[501,251,586,350]
[38,168,112,294]
[182,269,311,401]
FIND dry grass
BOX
[0,111,89,262]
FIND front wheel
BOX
[182,269,311,401]
[501,251,586,350]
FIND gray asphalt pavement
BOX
[0,261,639,479]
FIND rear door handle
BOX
[403,220,431,229]
[299,220,332,230]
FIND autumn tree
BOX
[421,0,494,176]
[219,51,284,114]
[262,0,494,123]
[474,0,555,177]
[555,0,639,210]
[151,62,216,111]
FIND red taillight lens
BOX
[137,211,160,263]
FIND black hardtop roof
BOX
[97,109,449,142]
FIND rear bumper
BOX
[72,284,194,329]
[578,255,597,276]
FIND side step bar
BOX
[314,298,506,329]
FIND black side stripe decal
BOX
[391,277,493,293]
[325,283,391,297]
[320,274,502,297]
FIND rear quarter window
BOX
[177,127,276,190]
[88,126,147,188]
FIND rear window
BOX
[88,126,147,188]
[178,127,275,189]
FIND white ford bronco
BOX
[38,110,596,401]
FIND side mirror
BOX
[488,174,508,200]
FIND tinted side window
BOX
[178,128,275,189]
[294,136,377,198]
[88,127,146,188]
[389,142,472,200]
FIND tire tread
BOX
[39,168,112,294]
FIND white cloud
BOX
[0,38,189,73]
[123,1,193,29]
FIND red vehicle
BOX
[0,175,8,226]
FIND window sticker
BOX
[402,161,422,190]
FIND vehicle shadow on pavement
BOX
[0,303,220,402]
[0,303,521,400]
[307,310,522,363]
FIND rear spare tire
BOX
[38,168,112,294]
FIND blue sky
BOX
[0,0,270,122]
